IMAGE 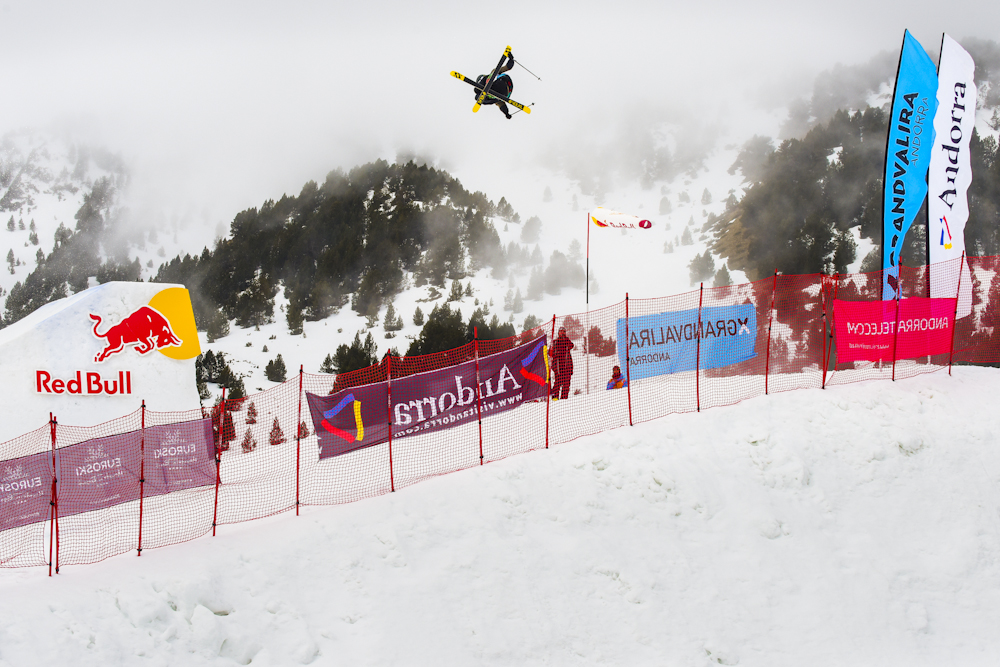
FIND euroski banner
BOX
[616,305,757,380]
[0,419,215,531]
[308,337,550,461]
[928,34,975,318]
[833,298,955,364]
[882,30,938,300]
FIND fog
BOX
[2,0,998,235]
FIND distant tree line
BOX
[711,106,1000,281]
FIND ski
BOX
[451,71,531,115]
[472,46,511,113]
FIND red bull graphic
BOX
[89,306,182,362]
[590,207,653,230]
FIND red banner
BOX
[0,451,53,532]
[834,298,956,363]
[57,419,215,519]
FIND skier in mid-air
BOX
[475,50,515,119]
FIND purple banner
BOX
[308,337,549,461]
[0,450,54,532]
[306,382,390,460]
[391,336,549,439]
[56,419,214,519]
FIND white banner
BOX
[590,207,652,230]
[928,34,975,318]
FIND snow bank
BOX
[1,367,998,665]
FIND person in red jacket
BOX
[549,327,574,400]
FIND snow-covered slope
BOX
[1,367,998,665]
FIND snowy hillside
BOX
[1,367,998,665]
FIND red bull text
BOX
[35,370,133,395]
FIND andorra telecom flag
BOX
[882,30,938,300]
[928,33,975,319]
[590,207,653,230]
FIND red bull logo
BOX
[89,306,182,363]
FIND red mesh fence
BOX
[4,256,1000,572]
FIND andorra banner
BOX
[308,337,549,461]
[928,34,975,318]
[882,30,939,300]
[616,304,757,380]
[833,298,955,364]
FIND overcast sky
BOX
[2,0,998,229]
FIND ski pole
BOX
[514,60,542,81]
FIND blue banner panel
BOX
[882,30,939,299]
[616,304,757,379]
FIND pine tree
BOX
[681,227,693,246]
[448,280,464,302]
[265,354,287,382]
[333,331,378,373]
[269,417,286,446]
[6,249,14,274]
[713,264,733,287]
[240,429,256,453]
[543,186,553,202]
[689,250,716,285]
[503,289,514,311]
[521,216,542,243]
[701,188,712,205]
[413,306,424,326]
[659,196,672,214]
[526,266,544,300]
[286,300,304,335]
[319,354,336,374]
[18,219,25,230]
[383,302,403,331]
[246,401,258,424]
[298,421,311,439]
[513,288,523,313]
[6,216,13,232]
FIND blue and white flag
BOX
[617,304,757,380]
[883,30,939,300]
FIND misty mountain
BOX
[151,160,521,340]
[713,107,1000,281]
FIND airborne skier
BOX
[474,50,515,119]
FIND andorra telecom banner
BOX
[307,337,549,460]
[833,298,955,364]
[928,34,975,319]
[882,30,939,300]
[616,304,757,380]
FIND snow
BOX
[1,366,999,665]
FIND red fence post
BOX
[213,387,226,537]
[826,273,840,386]
[766,271,777,395]
[137,400,146,556]
[387,354,395,491]
[625,294,633,426]
[949,252,966,376]
[474,328,484,465]
[296,366,303,516]
[696,284,703,412]
[48,413,58,576]
[891,292,901,382]
[546,315,554,449]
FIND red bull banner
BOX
[0,450,54,532]
[56,419,215,519]
[308,337,549,461]
[833,298,956,364]
[590,207,652,230]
